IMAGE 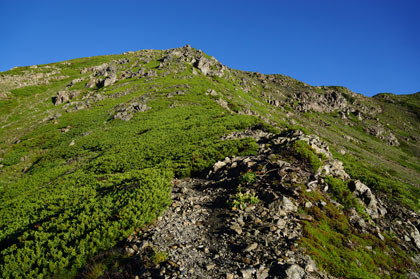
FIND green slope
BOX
[0,46,418,278]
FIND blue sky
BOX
[1,0,419,96]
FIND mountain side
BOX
[0,45,419,279]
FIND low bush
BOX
[292,140,323,172]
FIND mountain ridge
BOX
[0,45,419,279]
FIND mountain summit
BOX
[0,46,419,279]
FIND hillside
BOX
[0,45,419,279]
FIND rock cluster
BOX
[365,124,400,146]
[112,95,151,121]
[159,45,228,77]
[53,90,81,105]
[85,64,118,88]
[292,91,350,113]
[0,65,68,97]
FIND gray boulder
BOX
[285,264,305,279]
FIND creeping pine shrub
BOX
[150,250,168,266]
[292,140,323,172]
[324,176,368,219]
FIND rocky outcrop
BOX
[0,65,68,97]
[365,124,400,146]
[293,90,349,113]
[112,95,151,121]
[67,77,84,87]
[157,45,228,77]
[53,90,81,105]
[84,64,118,89]
[348,180,387,219]
[113,102,149,121]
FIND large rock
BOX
[101,73,117,87]
[268,196,298,215]
[410,226,420,249]
[85,79,97,88]
[348,180,385,219]
[285,264,305,279]
[195,58,211,75]
[54,90,80,105]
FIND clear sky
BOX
[1,0,419,96]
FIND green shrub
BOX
[0,168,172,278]
[324,176,368,219]
[293,140,323,172]
[150,250,168,266]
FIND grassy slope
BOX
[0,48,418,278]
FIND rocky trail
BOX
[125,175,327,279]
[104,130,344,279]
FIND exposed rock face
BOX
[84,64,118,88]
[293,90,349,113]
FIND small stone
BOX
[268,196,297,214]
[230,223,243,235]
[276,218,286,229]
[305,257,317,272]
[213,161,226,172]
[241,268,254,279]
[256,266,270,279]
[304,201,313,208]
[243,242,258,253]
[377,231,385,241]
[296,213,313,221]
[226,273,234,279]
[206,264,216,270]
[125,247,135,255]
[410,227,420,249]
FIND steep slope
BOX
[0,45,419,279]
